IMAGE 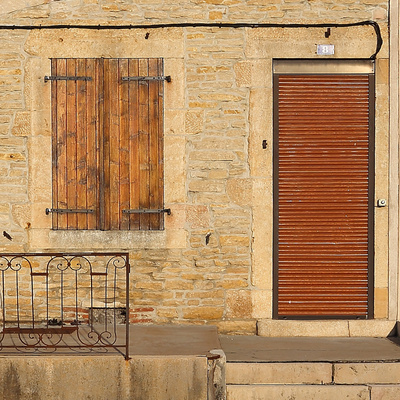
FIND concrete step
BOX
[226,362,400,400]
[227,361,400,385]
[221,335,400,400]
[256,319,397,337]
[227,384,400,400]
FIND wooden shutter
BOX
[102,58,164,230]
[51,58,164,230]
[273,62,374,318]
[51,58,99,230]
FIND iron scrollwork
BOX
[0,252,130,359]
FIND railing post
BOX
[125,253,130,360]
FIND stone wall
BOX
[0,0,389,25]
[0,1,391,334]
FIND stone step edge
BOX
[226,362,400,385]
[226,384,400,400]
[257,319,397,337]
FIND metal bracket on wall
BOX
[122,208,171,215]
[45,208,94,215]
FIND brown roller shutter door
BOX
[273,61,374,319]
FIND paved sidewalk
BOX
[130,325,400,364]
[2,323,400,364]
[129,325,220,356]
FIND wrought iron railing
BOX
[0,252,130,359]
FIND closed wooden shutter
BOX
[273,65,374,318]
[102,58,164,230]
[51,58,99,230]
[51,58,164,230]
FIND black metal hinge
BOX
[121,76,171,82]
[45,208,94,215]
[44,76,92,82]
[122,208,171,215]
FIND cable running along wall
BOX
[0,20,382,59]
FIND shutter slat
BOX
[149,58,161,230]
[66,59,78,229]
[157,59,165,230]
[54,59,68,229]
[119,59,130,230]
[86,58,98,230]
[102,59,111,230]
[128,59,140,230]
[138,59,150,230]
[276,74,372,318]
[98,58,105,230]
[108,59,121,230]
[51,59,59,229]
[76,59,88,230]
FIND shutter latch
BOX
[121,76,171,82]
[122,208,171,215]
[44,76,92,82]
[45,208,95,215]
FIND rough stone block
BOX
[251,181,273,289]
[249,88,272,177]
[165,109,185,136]
[165,280,194,290]
[182,306,224,320]
[164,58,185,109]
[370,385,400,400]
[189,180,225,193]
[11,204,30,229]
[226,178,252,206]
[251,290,272,319]
[186,205,210,229]
[374,287,389,319]
[164,135,186,203]
[226,290,252,318]
[11,112,31,137]
[25,29,184,59]
[257,320,349,337]
[0,153,25,162]
[166,228,188,248]
[189,150,236,162]
[348,320,396,337]
[216,320,257,335]
[234,61,251,87]
[334,363,400,384]
[373,7,388,20]
[376,58,389,85]
[215,279,248,289]
[1,0,46,14]
[209,11,223,20]
[219,235,250,247]
[164,204,185,229]
[185,111,204,134]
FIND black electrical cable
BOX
[0,20,382,59]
